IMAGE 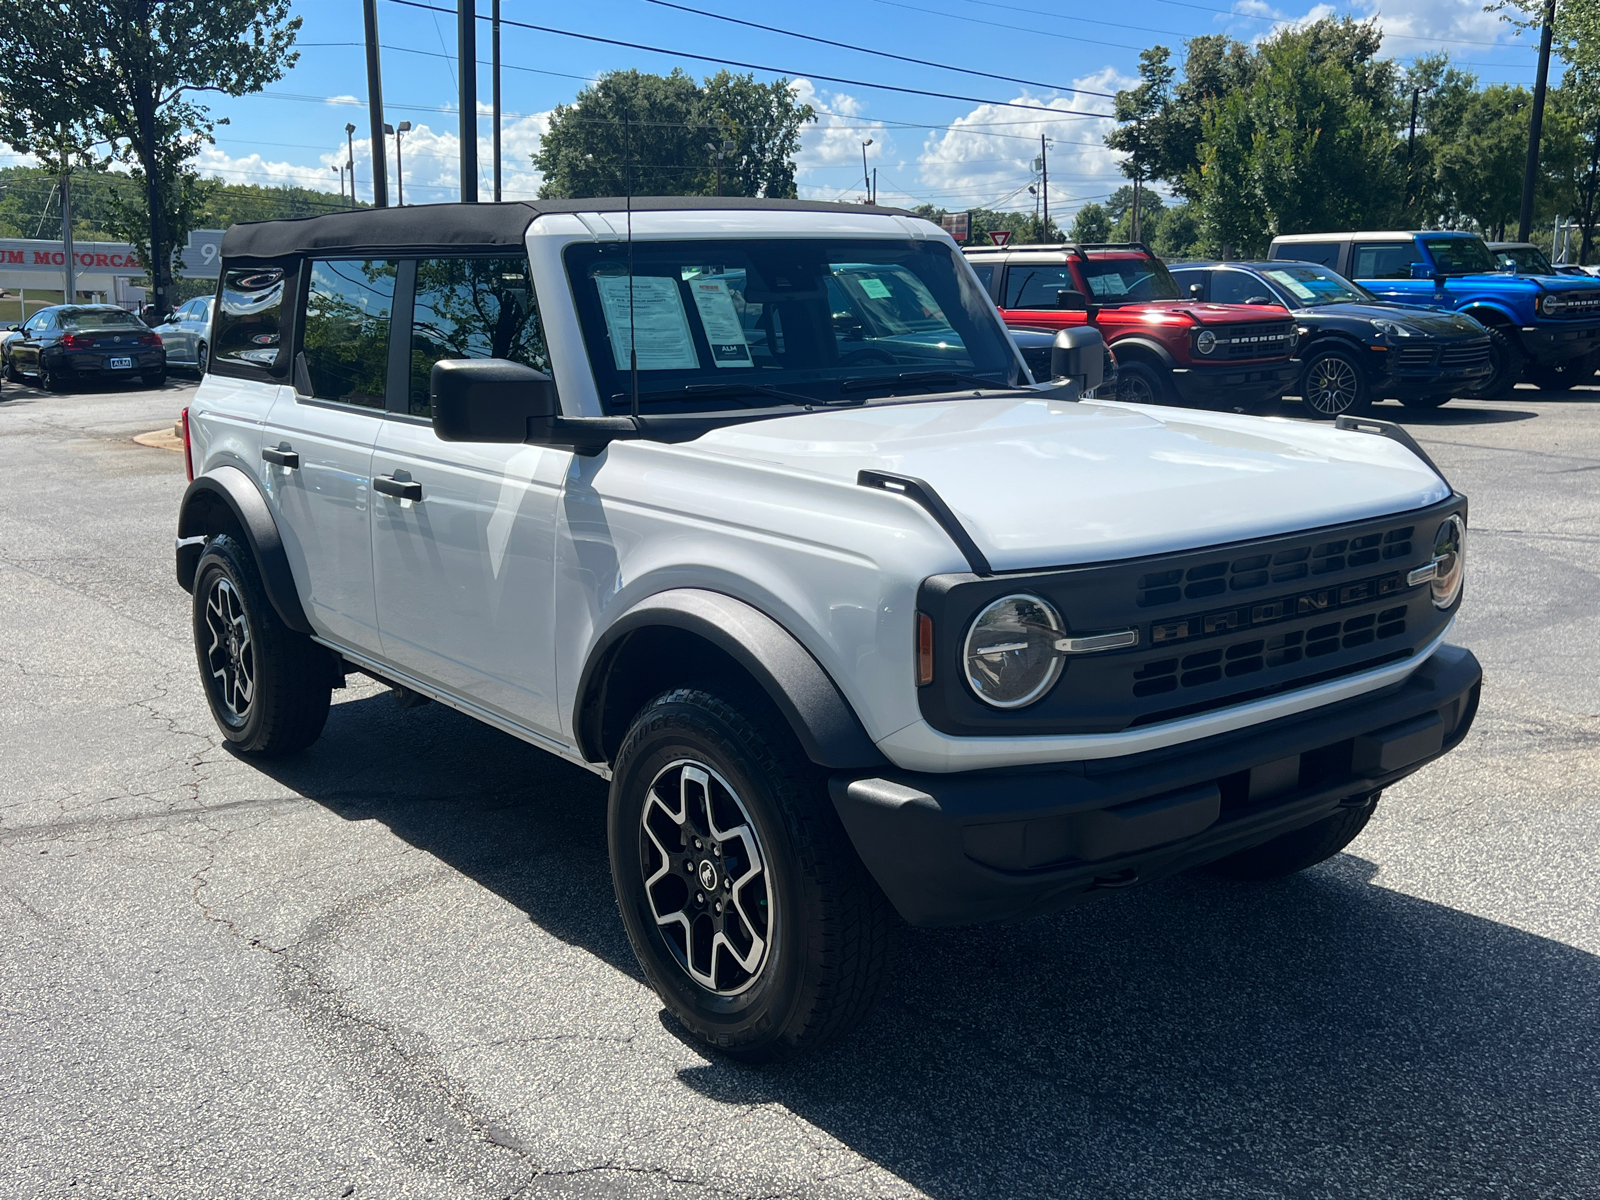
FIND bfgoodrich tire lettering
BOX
[191,534,332,755]
[608,687,891,1061]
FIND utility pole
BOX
[346,124,358,207]
[363,0,389,206]
[394,122,411,205]
[459,0,478,202]
[59,165,76,305]
[334,165,344,205]
[1040,135,1049,241]
[1519,0,1557,243]
[492,0,502,202]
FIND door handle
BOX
[262,444,299,469]
[373,473,423,501]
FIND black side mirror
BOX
[5,323,18,331]
[431,358,560,442]
[1055,288,1089,311]
[1188,283,1204,300]
[1246,295,1274,305]
[1050,327,1106,393]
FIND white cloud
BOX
[917,68,1133,216]
[1225,0,1508,53]
[325,95,363,108]
[791,79,888,203]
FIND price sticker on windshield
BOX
[688,279,754,368]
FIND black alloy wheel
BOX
[1526,351,1600,392]
[38,359,66,393]
[1115,360,1167,406]
[196,341,209,375]
[1298,347,1369,419]
[609,687,891,1061]
[191,534,333,756]
[1460,326,1523,400]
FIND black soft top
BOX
[221,197,916,261]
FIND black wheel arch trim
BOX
[176,465,313,635]
[1106,336,1176,369]
[575,588,887,771]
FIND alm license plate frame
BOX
[108,356,133,369]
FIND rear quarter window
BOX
[214,266,287,370]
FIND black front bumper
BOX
[1517,319,1600,365]
[1169,360,1298,404]
[831,644,1481,927]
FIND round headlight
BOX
[1540,292,1567,315]
[1195,329,1217,355]
[1431,515,1465,610]
[963,594,1065,709]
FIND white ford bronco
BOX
[176,198,1479,1060]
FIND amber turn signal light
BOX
[917,612,935,686]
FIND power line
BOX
[642,0,1116,98]
[383,0,1116,119]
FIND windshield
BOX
[1077,255,1181,303]
[61,309,146,331]
[1493,245,1555,274]
[1260,264,1374,307]
[564,237,1020,413]
[1423,237,1497,275]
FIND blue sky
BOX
[39,0,1562,220]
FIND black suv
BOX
[1171,261,1492,418]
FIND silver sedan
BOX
[152,297,214,373]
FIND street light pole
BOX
[459,0,478,202]
[861,138,872,201]
[345,123,358,207]
[334,165,344,205]
[394,122,411,205]
[362,0,389,207]
[1040,134,1049,241]
[492,0,502,202]
[1519,0,1557,243]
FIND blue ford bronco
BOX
[1269,230,1600,395]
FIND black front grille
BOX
[1207,321,1296,360]
[1550,290,1600,319]
[1440,343,1491,372]
[1136,525,1414,607]
[1396,346,1437,370]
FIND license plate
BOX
[109,357,133,369]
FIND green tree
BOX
[0,2,301,319]
[1067,202,1112,243]
[536,69,814,199]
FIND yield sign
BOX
[990,229,1013,247]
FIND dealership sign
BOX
[0,230,225,279]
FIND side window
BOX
[1210,270,1269,305]
[408,256,547,418]
[968,262,996,293]
[302,259,396,408]
[1352,242,1416,280]
[24,313,48,334]
[1169,269,1204,300]
[214,265,287,370]
[1003,263,1076,309]
[1279,242,1342,270]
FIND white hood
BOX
[693,397,1451,571]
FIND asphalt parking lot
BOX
[2,375,1597,1200]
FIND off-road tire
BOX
[1460,326,1522,400]
[1204,794,1379,881]
[1298,346,1370,419]
[1116,360,1169,407]
[191,534,332,756]
[609,687,892,1062]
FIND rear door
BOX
[368,254,567,737]
[261,258,394,655]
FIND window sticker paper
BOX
[596,275,699,370]
[1265,270,1316,301]
[688,278,754,368]
[858,277,893,300]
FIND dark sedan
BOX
[3,305,166,391]
[1170,261,1491,418]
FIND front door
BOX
[997,261,1093,333]
[261,258,397,656]
[369,255,568,737]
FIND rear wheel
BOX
[1115,360,1168,406]
[1460,326,1523,399]
[191,534,332,756]
[1298,347,1369,419]
[38,360,67,392]
[1204,795,1378,880]
[195,341,209,375]
[609,687,892,1061]
[1526,351,1599,392]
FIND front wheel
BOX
[1204,794,1378,880]
[609,687,892,1061]
[1461,326,1523,399]
[1299,347,1369,419]
[2,355,18,383]
[191,534,332,755]
[1115,360,1168,406]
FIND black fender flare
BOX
[176,465,313,635]
[1106,336,1177,371]
[574,589,886,771]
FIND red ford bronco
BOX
[964,242,1300,408]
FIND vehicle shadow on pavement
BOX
[255,691,1600,1199]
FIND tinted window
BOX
[1277,242,1342,269]
[1209,270,1274,306]
[24,313,49,333]
[302,260,395,408]
[1077,255,1180,302]
[1493,245,1554,274]
[1169,268,1203,299]
[1353,242,1417,280]
[1261,263,1373,306]
[968,262,996,292]
[61,309,144,331]
[1004,263,1076,308]
[215,266,286,369]
[563,237,1018,413]
[409,256,548,418]
[1423,237,1496,274]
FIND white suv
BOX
[175,198,1480,1060]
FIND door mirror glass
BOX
[1055,288,1089,310]
[1188,283,1204,300]
[431,358,559,442]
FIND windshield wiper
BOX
[613,382,854,409]
[838,370,1011,395]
